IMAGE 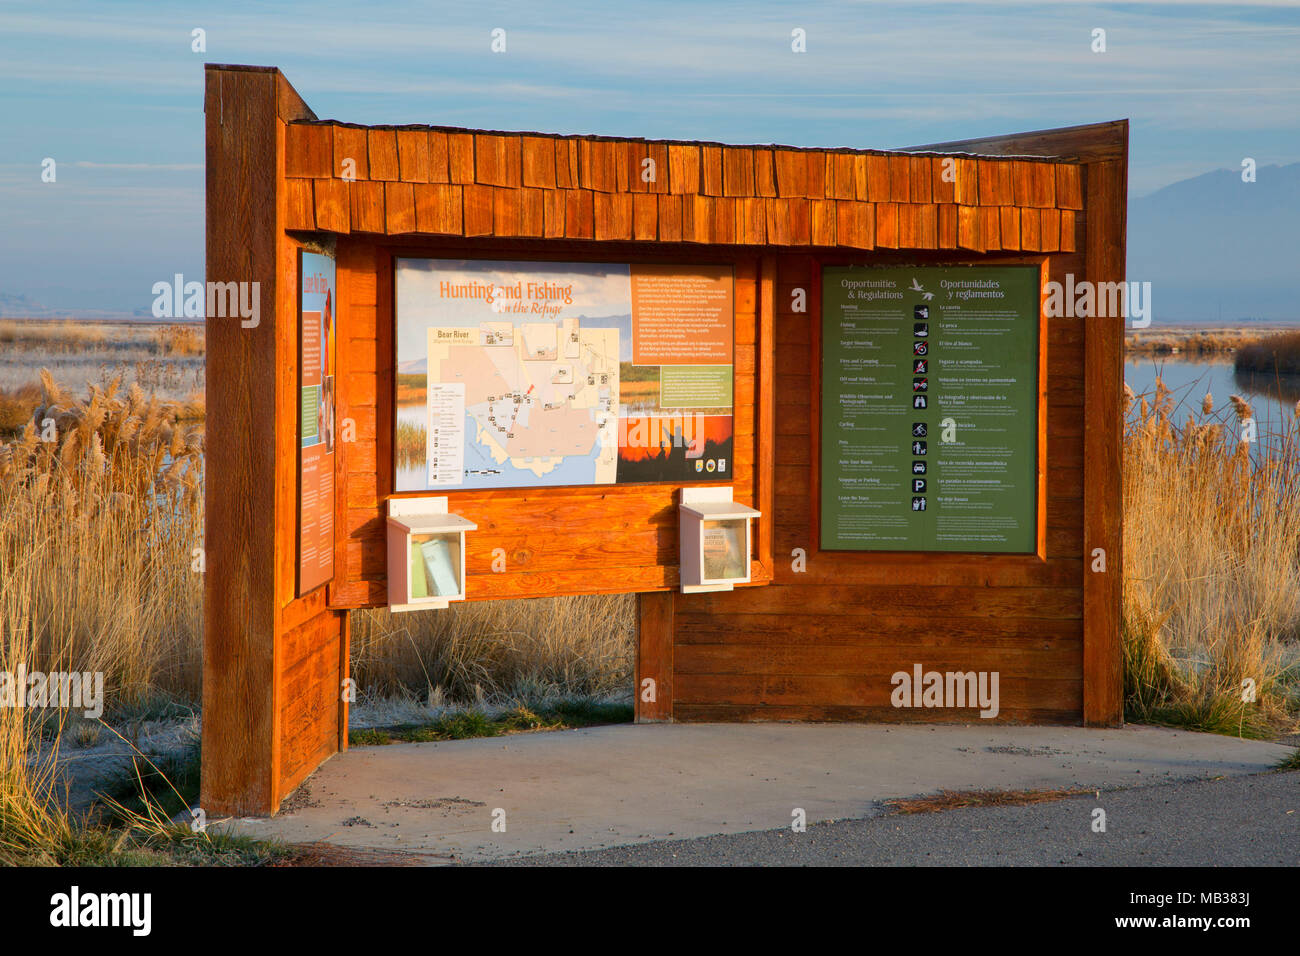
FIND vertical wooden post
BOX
[1082,155,1127,726]
[201,66,282,814]
[757,255,777,576]
[338,609,351,753]
[635,591,674,722]
[202,65,342,816]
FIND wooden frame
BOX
[203,64,1125,814]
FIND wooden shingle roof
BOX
[283,122,1083,252]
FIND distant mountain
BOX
[1128,162,1300,324]
[0,291,148,320]
[0,292,54,317]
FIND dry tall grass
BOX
[0,371,205,704]
[351,594,636,705]
[1123,378,1300,733]
[1125,328,1263,356]
[0,372,204,854]
[153,324,204,357]
[0,318,106,350]
[0,382,44,435]
[1235,330,1300,376]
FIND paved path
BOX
[224,723,1292,864]
[500,771,1300,866]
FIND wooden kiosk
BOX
[202,65,1125,816]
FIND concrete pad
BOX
[224,723,1292,863]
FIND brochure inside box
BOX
[679,487,760,593]
[701,518,748,581]
[409,531,462,599]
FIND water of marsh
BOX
[1125,355,1299,454]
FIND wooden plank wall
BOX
[328,239,768,608]
[668,244,1087,724]
[277,588,345,795]
[273,221,348,804]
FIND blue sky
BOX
[1,0,1298,312]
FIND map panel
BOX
[395,259,735,491]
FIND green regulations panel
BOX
[820,265,1040,553]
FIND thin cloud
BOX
[72,162,203,171]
